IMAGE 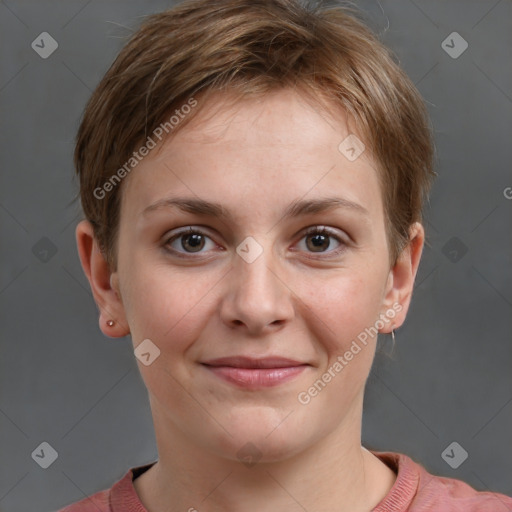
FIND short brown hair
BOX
[74,0,436,269]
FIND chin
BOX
[205,412,313,465]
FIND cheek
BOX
[294,268,385,351]
[292,272,384,415]
[123,250,387,352]
[122,258,219,350]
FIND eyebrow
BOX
[141,196,369,220]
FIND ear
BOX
[379,222,424,333]
[75,220,130,338]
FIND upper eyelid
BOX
[165,225,347,250]
[165,225,345,239]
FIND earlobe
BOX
[379,222,425,333]
[75,220,130,338]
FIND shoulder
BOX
[57,489,111,512]
[370,450,512,512]
[56,461,156,512]
[415,469,512,511]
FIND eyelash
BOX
[163,226,348,259]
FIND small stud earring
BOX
[107,320,115,327]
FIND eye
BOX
[296,226,347,256]
[163,225,348,259]
[164,227,217,256]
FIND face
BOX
[85,88,422,463]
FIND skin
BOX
[76,88,424,512]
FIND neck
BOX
[134,402,396,512]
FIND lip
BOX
[201,356,310,389]
[202,356,306,369]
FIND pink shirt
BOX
[58,450,512,511]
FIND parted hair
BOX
[74,0,436,269]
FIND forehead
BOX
[167,89,359,151]
[120,88,384,225]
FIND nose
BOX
[219,242,295,336]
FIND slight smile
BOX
[201,356,311,389]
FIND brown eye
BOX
[298,226,346,256]
[306,231,331,252]
[181,232,205,252]
[165,228,215,255]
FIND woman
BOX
[60,0,512,510]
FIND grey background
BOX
[1,0,511,511]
